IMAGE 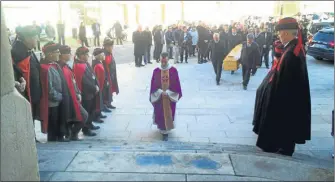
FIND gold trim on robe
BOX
[161,69,174,130]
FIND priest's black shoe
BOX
[93,119,104,124]
[162,134,168,141]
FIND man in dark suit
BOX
[132,25,145,67]
[240,33,261,90]
[260,25,273,68]
[165,27,174,59]
[92,20,101,47]
[57,20,65,45]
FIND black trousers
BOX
[47,106,62,141]
[190,45,196,56]
[180,46,188,63]
[261,48,270,67]
[58,35,65,45]
[242,65,252,87]
[94,35,100,46]
[154,43,163,60]
[135,55,143,66]
[82,98,95,129]
[68,121,84,136]
[116,36,123,45]
[80,37,89,47]
[212,59,223,83]
[166,45,173,58]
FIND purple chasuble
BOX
[149,66,182,131]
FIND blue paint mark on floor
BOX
[136,155,173,166]
[191,157,221,170]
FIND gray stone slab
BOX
[230,154,334,181]
[39,171,54,181]
[196,115,231,124]
[38,150,78,172]
[225,131,258,138]
[50,172,186,181]
[66,151,234,175]
[187,174,275,181]
[209,137,256,146]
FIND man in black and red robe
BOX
[39,42,69,142]
[253,17,311,157]
[92,48,111,123]
[11,25,42,142]
[58,45,88,140]
[73,47,100,136]
[103,38,119,109]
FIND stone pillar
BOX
[0,7,40,181]
[123,4,128,25]
[161,4,165,25]
[181,1,184,23]
[135,4,140,25]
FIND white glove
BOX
[78,94,82,102]
[96,86,99,93]
[263,45,266,48]
[19,77,26,92]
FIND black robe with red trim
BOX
[39,63,67,134]
[11,40,42,105]
[92,59,105,112]
[73,61,98,101]
[59,62,84,123]
[252,38,311,149]
[103,51,119,103]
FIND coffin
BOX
[223,44,242,71]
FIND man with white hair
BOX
[207,33,227,85]
[253,17,311,157]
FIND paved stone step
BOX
[37,140,333,170]
[38,148,333,181]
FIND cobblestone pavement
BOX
[36,45,334,181]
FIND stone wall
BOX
[0,7,40,181]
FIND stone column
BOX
[181,1,184,23]
[161,4,165,25]
[135,4,140,25]
[0,7,40,181]
[123,4,128,25]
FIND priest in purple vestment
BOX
[149,52,182,141]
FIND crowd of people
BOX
[12,25,119,142]
[8,15,333,158]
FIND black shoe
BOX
[135,65,140,67]
[90,124,101,130]
[93,119,104,124]
[162,134,168,141]
[276,149,293,157]
[216,82,220,85]
[266,66,269,69]
[243,85,247,90]
[140,64,145,67]
[231,71,235,75]
[58,137,70,142]
[148,61,153,64]
[102,108,112,113]
[198,61,203,64]
[185,61,188,63]
[70,133,82,141]
[99,114,107,118]
[83,129,97,136]
[107,105,116,109]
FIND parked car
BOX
[307,27,334,61]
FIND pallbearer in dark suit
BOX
[239,34,261,90]
[73,47,101,136]
[58,45,88,141]
[207,33,226,85]
[253,17,311,157]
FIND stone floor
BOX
[35,45,334,181]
